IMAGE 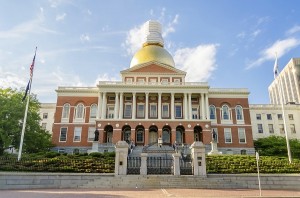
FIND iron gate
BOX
[147,156,173,175]
[180,157,193,175]
[127,157,141,175]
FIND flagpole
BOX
[274,53,292,163]
[18,47,37,161]
[256,152,262,197]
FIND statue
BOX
[212,129,217,142]
[94,129,99,141]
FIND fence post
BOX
[115,141,129,176]
[172,153,181,175]
[140,153,148,175]
[190,141,206,176]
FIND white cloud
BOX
[246,38,300,69]
[94,73,118,85]
[174,44,218,82]
[80,34,90,42]
[252,29,261,37]
[56,13,66,21]
[162,14,179,37]
[286,25,300,35]
[237,32,246,39]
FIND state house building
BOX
[52,21,254,154]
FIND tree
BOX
[254,136,300,159]
[0,88,53,155]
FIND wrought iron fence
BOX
[127,157,141,175]
[147,156,173,175]
[180,157,193,175]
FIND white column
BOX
[201,93,205,120]
[158,92,162,119]
[132,92,136,119]
[184,93,188,120]
[101,92,107,119]
[188,93,192,120]
[119,92,124,119]
[114,92,119,119]
[205,93,209,120]
[97,92,102,119]
[171,92,175,120]
[198,94,201,120]
[145,92,149,119]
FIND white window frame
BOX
[74,103,85,122]
[59,127,68,142]
[256,114,261,120]
[288,114,294,120]
[224,128,232,143]
[267,114,272,120]
[88,127,95,142]
[235,105,244,124]
[89,104,97,120]
[175,103,182,119]
[279,124,284,134]
[277,114,283,120]
[291,124,296,134]
[124,103,132,118]
[41,123,47,130]
[192,106,198,119]
[150,103,157,118]
[137,103,145,118]
[268,124,274,133]
[107,105,115,119]
[73,127,82,142]
[209,105,216,120]
[43,113,48,119]
[162,103,169,118]
[238,128,246,143]
[258,124,263,133]
[62,103,70,122]
[221,105,232,124]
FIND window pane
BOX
[162,104,169,118]
[238,128,246,143]
[62,104,70,119]
[60,128,67,141]
[192,107,198,119]
[258,124,263,133]
[137,104,144,118]
[222,106,229,120]
[268,124,274,133]
[175,105,182,118]
[236,106,243,120]
[267,114,272,120]
[136,129,144,142]
[210,106,215,119]
[76,104,84,118]
[74,127,82,142]
[90,104,97,118]
[150,104,157,117]
[224,128,232,143]
[124,104,132,118]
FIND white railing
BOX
[98,81,208,86]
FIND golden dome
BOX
[130,44,175,68]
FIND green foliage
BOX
[254,136,300,158]
[206,155,300,174]
[0,88,54,155]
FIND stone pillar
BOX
[114,141,129,176]
[158,92,162,119]
[172,153,181,175]
[97,92,102,119]
[188,93,192,120]
[119,92,123,119]
[201,93,205,120]
[114,92,119,119]
[190,141,206,176]
[101,92,107,119]
[171,92,175,119]
[140,153,148,175]
[205,93,209,120]
[184,93,188,119]
[132,92,136,119]
[145,92,149,119]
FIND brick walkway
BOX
[1,188,300,198]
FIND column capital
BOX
[145,92,149,95]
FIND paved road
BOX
[1,188,300,198]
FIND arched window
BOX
[62,103,70,119]
[176,127,184,144]
[75,103,85,119]
[136,128,144,143]
[235,105,243,120]
[221,105,230,120]
[209,105,216,119]
[90,104,97,119]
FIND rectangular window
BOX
[256,114,261,120]
[150,104,157,118]
[192,107,198,119]
[59,127,67,142]
[224,128,232,143]
[175,104,182,118]
[74,127,82,142]
[291,124,296,133]
[258,124,263,133]
[124,104,132,118]
[268,124,274,133]
[267,114,272,120]
[41,123,47,129]
[107,106,114,119]
[88,127,95,142]
[162,104,169,118]
[278,114,283,120]
[43,113,48,119]
[279,124,284,134]
[288,114,294,120]
[137,104,145,118]
[238,128,246,143]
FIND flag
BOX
[30,48,37,77]
[273,54,278,79]
[22,80,31,102]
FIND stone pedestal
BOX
[208,141,222,155]
[88,142,99,154]
[114,141,129,176]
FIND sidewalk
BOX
[1,188,300,198]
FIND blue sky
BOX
[1,0,300,104]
